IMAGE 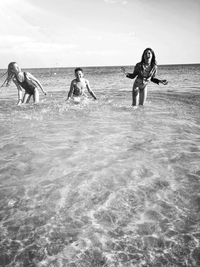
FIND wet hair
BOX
[74,67,83,73]
[1,62,17,87]
[141,48,157,67]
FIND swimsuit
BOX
[72,79,88,97]
[16,72,36,95]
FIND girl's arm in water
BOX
[13,79,23,105]
[86,80,97,100]
[26,72,47,95]
[66,81,75,100]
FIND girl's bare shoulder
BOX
[84,78,89,85]
[13,76,18,83]
[71,79,77,84]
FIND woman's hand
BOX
[161,79,168,85]
[120,67,127,75]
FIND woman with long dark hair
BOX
[122,48,168,107]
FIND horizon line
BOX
[0,63,200,70]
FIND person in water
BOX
[122,48,168,107]
[1,62,47,105]
[66,68,97,103]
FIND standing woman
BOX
[122,48,168,107]
[1,62,47,105]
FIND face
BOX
[11,63,21,74]
[144,50,152,62]
[75,70,83,80]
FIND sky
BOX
[0,0,199,68]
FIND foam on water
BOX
[0,65,200,266]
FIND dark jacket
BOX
[126,62,160,84]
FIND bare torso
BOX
[72,78,88,96]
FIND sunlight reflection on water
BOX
[0,65,200,266]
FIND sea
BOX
[0,64,200,267]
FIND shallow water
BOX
[0,65,200,267]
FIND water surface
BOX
[0,65,200,266]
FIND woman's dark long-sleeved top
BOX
[126,62,161,85]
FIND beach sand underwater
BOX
[0,64,200,266]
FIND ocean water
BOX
[0,64,200,267]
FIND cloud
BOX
[87,31,136,45]
[20,42,78,53]
[0,34,78,53]
[75,49,121,56]
[104,0,128,4]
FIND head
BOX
[1,62,21,87]
[8,62,21,75]
[74,67,84,80]
[141,48,156,66]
